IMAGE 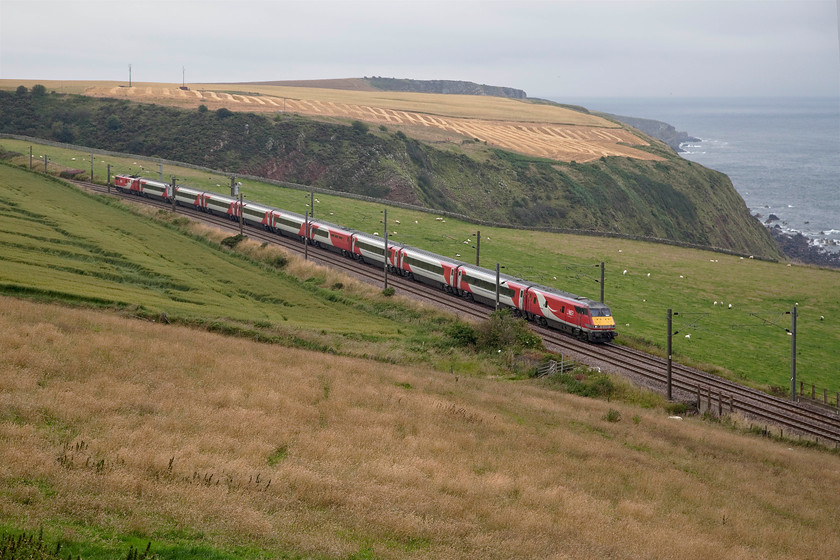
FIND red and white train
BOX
[114,175,617,343]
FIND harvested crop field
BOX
[82,83,660,163]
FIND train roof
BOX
[140,178,167,186]
[400,245,472,267]
[241,200,274,211]
[457,262,534,287]
[204,191,237,202]
[528,284,606,308]
[272,207,306,219]
[310,218,356,234]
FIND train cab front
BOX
[587,303,617,342]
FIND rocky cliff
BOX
[607,114,699,153]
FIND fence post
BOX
[718,392,722,416]
[696,385,701,412]
[706,387,712,414]
[812,385,815,400]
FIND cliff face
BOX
[0,89,780,259]
[365,77,527,99]
[607,114,699,152]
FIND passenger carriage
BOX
[241,200,275,230]
[173,186,207,211]
[308,219,355,256]
[271,209,308,239]
[351,232,402,270]
[399,246,465,291]
[138,178,170,201]
[455,264,530,308]
[204,192,240,220]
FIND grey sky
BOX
[2,0,838,99]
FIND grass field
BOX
[2,139,839,395]
[2,297,840,559]
[0,161,482,371]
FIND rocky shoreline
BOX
[614,116,839,269]
[768,226,840,268]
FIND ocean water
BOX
[560,97,840,252]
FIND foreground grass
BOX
[2,297,839,559]
[2,139,839,394]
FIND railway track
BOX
[70,179,840,446]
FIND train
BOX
[113,174,617,343]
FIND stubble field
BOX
[3,79,659,163]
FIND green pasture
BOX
[2,139,839,393]
[0,162,450,355]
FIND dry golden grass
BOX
[0,79,656,163]
[2,296,839,559]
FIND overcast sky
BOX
[2,0,838,99]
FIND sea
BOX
[559,97,840,253]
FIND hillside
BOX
[0,82,781,258]
[1,166,839,559]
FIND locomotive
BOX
[113,175,617,343]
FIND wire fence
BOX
[798,381,840,412]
